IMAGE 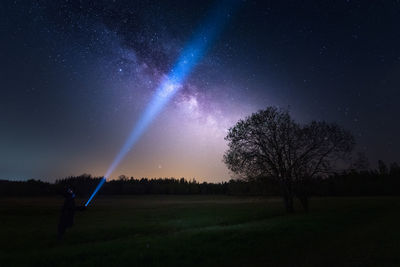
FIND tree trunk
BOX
[295,178,310,213]
[284,194,294,213]
[298,194,309,213]
[282,183,295,213]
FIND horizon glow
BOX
[84,0,240,206]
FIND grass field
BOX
[1,195,400,266]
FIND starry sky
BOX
[1,0,400,182]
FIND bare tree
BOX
[350,152,370,171]
[223,107,355,212]
[378,160,388,175]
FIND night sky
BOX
[1,0,400,182]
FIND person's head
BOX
[64,186,76,199]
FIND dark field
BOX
[1,196,399,266]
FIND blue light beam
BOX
[84,0,241,206]
[85,177,106,206]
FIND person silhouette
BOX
[57,186,86,240]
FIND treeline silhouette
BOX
[1,160,399,197]
[0,175,228,197]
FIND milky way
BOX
[1,1,400,181]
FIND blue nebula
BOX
[85,0,241,206]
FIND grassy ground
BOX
[1,195,399,266]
